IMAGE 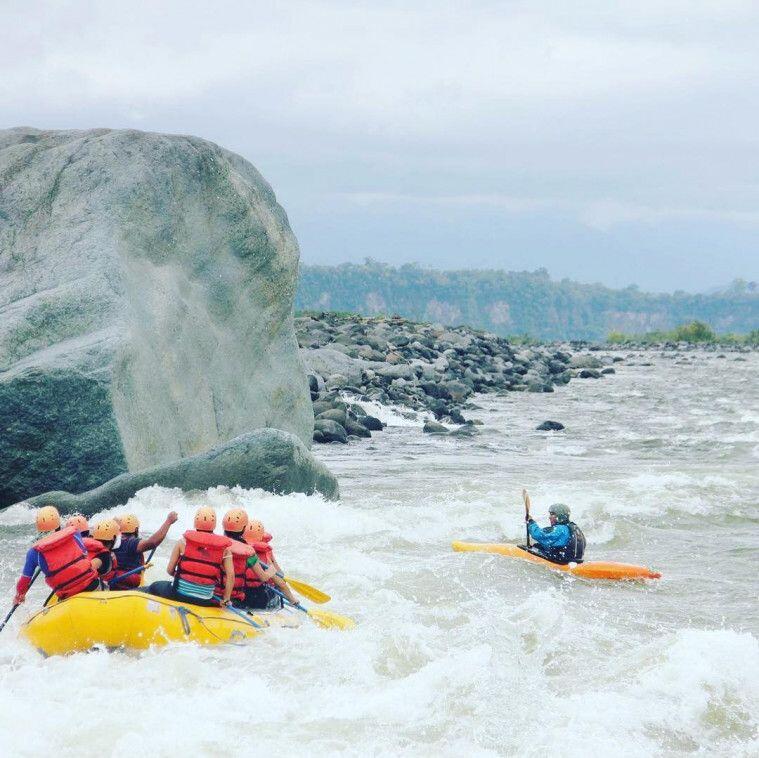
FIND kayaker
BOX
[145,507,235,607]
[523,490,586,564]
[84,519,121,585]
[242,519,298,609]
[110,511,178,589]
[13,505,101,605]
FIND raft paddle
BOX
[523,489,531,549]
[108,562,154,589]
[258,561,331,604]
[223,603,263,630]
[269,587,355,631]
[0,568,40,633]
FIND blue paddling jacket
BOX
[527,519,585,563]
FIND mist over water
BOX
[1,352,757,756]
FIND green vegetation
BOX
[606,320,758,345]
[296,260,759,341]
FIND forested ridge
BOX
[296,261,759,340]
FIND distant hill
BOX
[295,261,759,341]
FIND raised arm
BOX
[137,511,179,553]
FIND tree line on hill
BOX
[295,260,759,341]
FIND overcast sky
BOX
[2,1,758,292]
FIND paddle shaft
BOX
[1,568,41,632]
[223,603,263,629]
[269,585,306,614]
[108,562,153,588]
[524,491,531,548]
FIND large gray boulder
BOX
[19,429,339,513]
[0,127,315,507]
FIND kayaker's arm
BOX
[527,521,570,548]
[136,511,178,553]
[221,550,234,605]
[166,541,182,576]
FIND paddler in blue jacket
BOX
[522,489,586,564]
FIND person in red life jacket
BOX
[110,511,178,589]
[242,519,298,609]
[13,505,100,605]
[66,513,90,537]
[145,507,234,607]
[83,519,121,585]
[220,509,281,608]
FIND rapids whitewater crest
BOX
[1,349,757,756]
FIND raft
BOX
[21,590,301,656]
[452,542,662,580]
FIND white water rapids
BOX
[1,351,757,756]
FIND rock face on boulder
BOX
[0,128,314,506]
[19,430,339,513]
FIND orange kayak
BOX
[452,541,662,581]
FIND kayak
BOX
[20,590,301,656]
[452,541,662,580]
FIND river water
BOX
[0,351,757,757]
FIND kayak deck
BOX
[452,541,661,580]
[21,590,301,656]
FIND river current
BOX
[0,351,757,757]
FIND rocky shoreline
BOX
[296,313,621,443]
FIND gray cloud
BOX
[2,0,758,290]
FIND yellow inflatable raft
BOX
[452,541,662,580]
[21,591,300,656]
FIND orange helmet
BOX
[36,505,61,532]
[222,508,248,533]
[243,519,266,545]
[92,519,120,542]
[119,513,140,535]
[194,507,216,532]
[66,514,89,534]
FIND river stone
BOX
[313,418,348,444]
[362,415,384,431]
[344,418,371,438]
[300,347,382,386]
[316,408,348,426]
[17,429,339,513]
[423,420,448,434]
[0,127,314,507]
[536,420,565,431]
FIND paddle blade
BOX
[285,577,331,604]
[307,609,356,631]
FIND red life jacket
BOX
[34,526,99,599]
[245,540,275,589]
[111,568,142,589]
[220,539,255,600]
[82,537,118,583]
[175,530,231,587]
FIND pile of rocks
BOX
[297,313,614,443]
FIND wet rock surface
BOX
[296,313,616,444]
[0,127,313,506]
[18,429,339,512]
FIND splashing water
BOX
[1,352,758,756]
